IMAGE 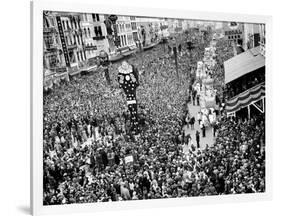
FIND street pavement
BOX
[182,100,215,153]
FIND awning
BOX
[226,83,265,113]
[224,46,265,84]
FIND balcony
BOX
[55,67,67,73]
[85,45,97,51]
[67,43,77,50]
[43,26,57,34]
[92,35,106,40]
[45,43,59,52]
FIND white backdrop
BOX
[0,0,280,215]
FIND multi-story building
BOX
[115,16,137,52]
[243,23,265,53]
[136,17,162,47]
[43,11,67,76]
[58,13,86,75]
[80,13,110,60]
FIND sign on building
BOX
[56,16,70,67]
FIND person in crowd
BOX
[195,130,200,148]
[197,111,202,125]
[189,116,195,130]
[42,30,265,205]
[192,90,197,106]
[196,94,200,106]
[202,123,206,138]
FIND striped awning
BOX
[226,83,265,113]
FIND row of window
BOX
[44,54,60,69]
[44,34,59,49]
[44,17,55,28]
[117,23,133,33]
[66,34,83,46]
[76,50,86,62]
[62,19,80,31]
[82,26,104,38]
[85,49,96,58]
[228,34,241,40]
[82,14,100,22]
[117,34,134,47]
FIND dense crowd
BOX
[43,30,265,205]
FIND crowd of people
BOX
[43,29,265,205]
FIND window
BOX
[73,35,76,45]
[253,33,260,47]
[77,51,80,61]
[78,35,81,45]
[92,14,100,22]
[124,35,127,45]
[49,18,54,27]
[44,17,50,28]
[88,28,91,37]
[44,35,54,48]
[94,26,98,36]
[94,26,103,37]
[118,36,121,47]
[66,21,70,29]
[120,36,124,46]
[62,20,66,30]
[133,32,138,41]
[48,54,58,68]
[131,22,137,30]
[99,26,102,36]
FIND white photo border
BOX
[31,0,273,215]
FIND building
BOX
[57,12,86,75]
[243,23,265,53]
[80,13,110,60]
[43,11,67,76]
[116,16,137,52]
[222,22,244,46]
[136,17,162,47]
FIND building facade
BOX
[80,13,110,60]
[243,23,265,53]
[58,13,87,75]
[43,11,67,76]
[116,16,137,51]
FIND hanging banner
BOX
[56,16,70,67]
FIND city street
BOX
[183,102,214,153]
[42,12,266,205]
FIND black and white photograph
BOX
[42,11,266,206]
